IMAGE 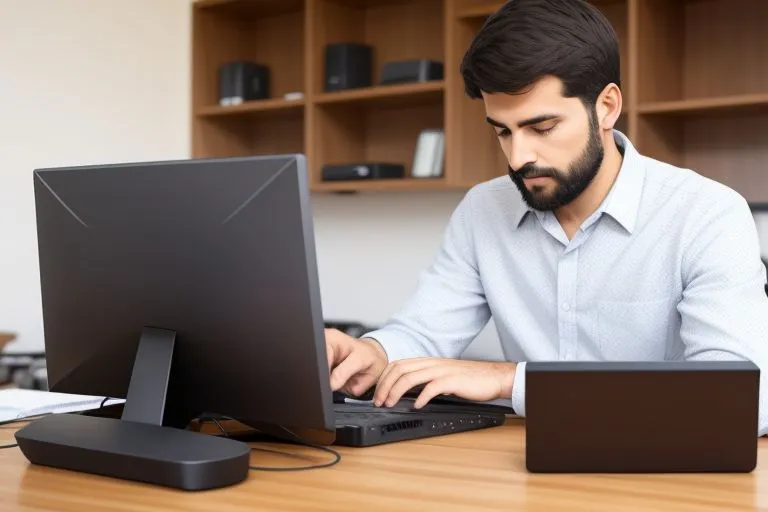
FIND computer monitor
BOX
[15,154,335,490]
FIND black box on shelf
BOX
[380,59,443,85]
[324,43,373,92]
[218,61,270,105]
[322,163,405,181]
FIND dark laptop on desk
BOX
[524,360,759,473]
[17,153,506,490]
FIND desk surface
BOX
[1,417,767,511]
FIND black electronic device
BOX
[19,153,508,489]
[525,361,760,473]
[321,162,405,181]
[20,154,333,490]
[218,61,270,105]
[380,59,444,85]
[324,43,373,92]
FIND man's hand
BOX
[374,358,516,409]
[326,328,389,397]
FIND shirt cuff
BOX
[361,328,424,363]
[511,362,527,416]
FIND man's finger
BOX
[345,375,375,397]
[414,378,457,408]
[330,350,370,391]
[374,358,439,406]
[383,366,450,407]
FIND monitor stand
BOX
[14,327,251,490]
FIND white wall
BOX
[0,0,192,352]
[312,192,503,360]
[0,0,503,360]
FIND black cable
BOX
[206,415,341,472]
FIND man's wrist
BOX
[493,361,517,400]
[361,337,389,367]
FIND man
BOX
[325,0,768,435]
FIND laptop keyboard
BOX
[333,401,485,425]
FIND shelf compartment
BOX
[192,113,304,160]
[191,3,305,110]
[637,0,768,104]
[637,111,768,203]
[311,0,444,95]
[311,100,444,190]
[313,81,444,108]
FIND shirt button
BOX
[562,302,571,312]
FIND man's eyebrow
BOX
[516,114,560,128]
[485,116,507,129]
[485,114,561,130]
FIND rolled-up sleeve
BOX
[678,190,768,436]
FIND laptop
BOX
[331,388,511,447]
[524,360,760,472]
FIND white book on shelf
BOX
[411,129,444,178]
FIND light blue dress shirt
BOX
[364,130,768,435]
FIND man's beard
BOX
[508,112,604,211]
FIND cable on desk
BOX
[204,415,341,472]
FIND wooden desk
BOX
[0,417,766,511]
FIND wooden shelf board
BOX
[311,178,459,193]
[455,0,622,19]
[328,0,421,8]
[196,98,305,118]
[638,94,768,116]
[313,81,444,108]
[455,1,503,19]
[193,0,304,18]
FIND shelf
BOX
[314,81,444,108]
[193,0,304,18]
[455,1,503,19]
[327,0,419,7]
[637,94,768,117]
[312,178,456,194]
[455,0,625,19]
[196,98,305,118]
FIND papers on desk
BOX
[0,389,124,423]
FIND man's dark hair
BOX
[460,0,621,107]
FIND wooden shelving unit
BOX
[191,0,768,198]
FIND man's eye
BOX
[532,125,555,136]
[496,128,511,138]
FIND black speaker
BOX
[218,61,270,105]
[324,43,373,92]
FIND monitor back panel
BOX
[525,361,759,473]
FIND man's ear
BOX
[595,83,622,130]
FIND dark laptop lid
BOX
[524,361,759,473]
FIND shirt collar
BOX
[511,130,645,234]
